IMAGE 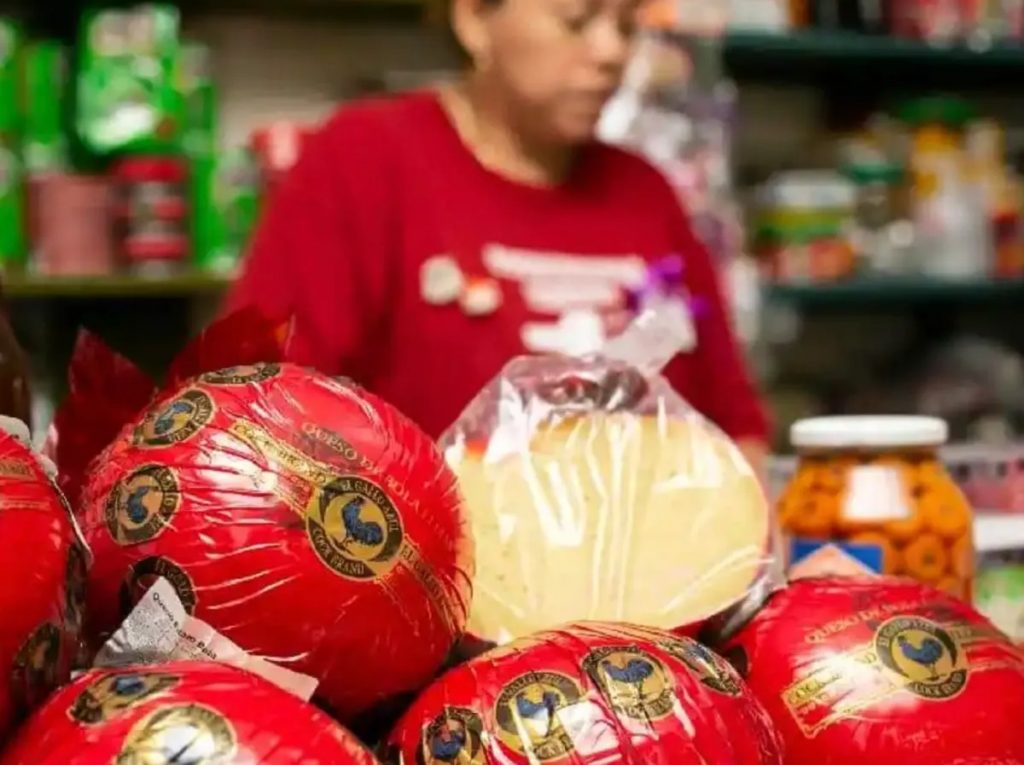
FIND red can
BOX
[110,156,189,264]
[385,622,783,765]
[722,576,1024,765]
[0,661,380,764]
[79,363,473,723]
[0,434,84,743]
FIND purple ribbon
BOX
[627,254,708,319]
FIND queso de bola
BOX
[76,362,474,723]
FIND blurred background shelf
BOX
[724,31,1024,86]
[1,272,235,300]
[765,279,1024,308]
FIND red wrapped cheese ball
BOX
[79,363,473,721]
[722,576,1024,765]
[385,622,782,765]
[0,433,84,741]
[0,661,380,764]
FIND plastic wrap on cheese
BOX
[383,621,783,765]
[440,310,778,649]
[0,431,86,743]
[0,661,380,764]
[721,576,1024,765]
[45,307,294,513]
[79,363,473,724]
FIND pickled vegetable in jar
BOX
[779,416,974,601]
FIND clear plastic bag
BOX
[440,309,780,651]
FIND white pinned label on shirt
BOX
[421,255,465,306]
[460,277,502,317]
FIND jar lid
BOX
[791,416,949,449]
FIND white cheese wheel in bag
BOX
[450,412,771,644]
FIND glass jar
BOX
[779,416,975,601]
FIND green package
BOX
[192,149,261,272]
[180,42,216,157]
[21,42,69,174]
[76,5,183,156]
[0,140,26,266]
[0,20,21,140]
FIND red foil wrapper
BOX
[79,363,473,722]
[722,576,1024,765]
[0,661,380,764]
[0,434,84,742]
[384,622,782,765]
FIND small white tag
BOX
[421,255,465,306]
[460,277,502,316]
[841,465,912,523]
[95,578,318,702]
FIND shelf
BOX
[1,272,235,299]
[764,278,1024,308]
[723,30,1024,86]
[179,0,430,23]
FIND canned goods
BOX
[111,156,189,266]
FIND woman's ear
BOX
[451,0,495,69]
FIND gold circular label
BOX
[306,476,403,580]
[418,706,486,765]
[199,364,280,386]
[582,646,675,721]
[11,623,62,716]
[135,390,214,448]
[65,542,88,629]
[120,557,197,617]
[874,616,968,700]
[659,637,742,696]
[115,703,237,764]
[494,672,584,762]
[69,672,179,726]
[105,465,181,546]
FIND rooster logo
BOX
[106,466,181,546]
[136,390,214,448]
[418,707,485,765]
[116,703,237,765]
[583,647,674,721]
[875,617,968,699]
[306,477,404,581]
[659,637,742,696]
[494,672,583,761]
[69,672,180,726]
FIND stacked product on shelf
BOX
[735,0,1024,40]
[777,416,974,597]
[753,97,1024,284]
[0,308,1021,761]
[0,4,265,279]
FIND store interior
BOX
[0,0,1021,760]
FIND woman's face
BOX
[462,0,639,144]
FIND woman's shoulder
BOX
[582,141,681,208]
[317,90,439,146]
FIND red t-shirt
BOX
[227,91,768,441]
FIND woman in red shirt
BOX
[227,0,769,467]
